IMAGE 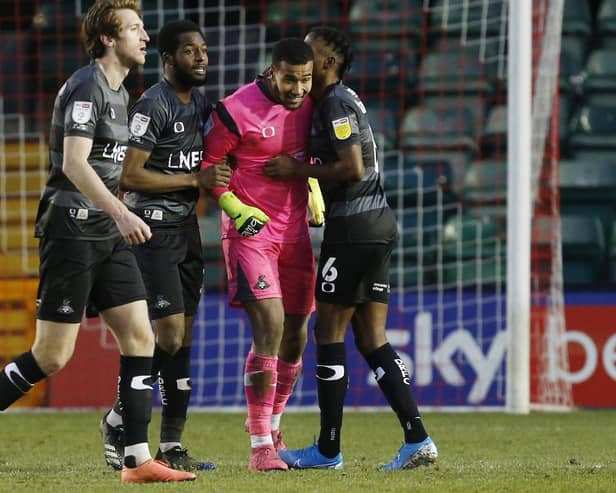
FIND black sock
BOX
[364,343,428,444]
[159,346,191,444]
[316,343,348,458]
[0,351,46,410]
[111,344,170,420]
[118,355,153,447]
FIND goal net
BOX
[0,0,571,411]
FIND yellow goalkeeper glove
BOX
[219,191,270,237]
[307,177,325,227]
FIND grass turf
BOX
[1,410,614,492]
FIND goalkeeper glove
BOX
[219,191,270,237]
[307,177,325,227]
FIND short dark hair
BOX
[306,26,353,78]
[271,38,314,67]
[158,19,205,58]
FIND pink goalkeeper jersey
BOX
[201,79,313,242]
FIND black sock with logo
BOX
[316,343,348,458]
[363,343,427,444]
[0,351,46,410]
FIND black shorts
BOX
[315,241,393,305]
[37,236,147,324]
[132,222,204,319]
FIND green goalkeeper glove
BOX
[308,177,325,227]
[219,191,270,237]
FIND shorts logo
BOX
[57,298,74,315]
[254,275,270,290]
[110,107,116,119]
[154,295,171,310]
[130,113,151,137]
[332,117,351,140]
[72,101,92,124]
[371,282,389,293]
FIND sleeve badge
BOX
[130,112,151,137]
[332,116,351,140]
[71,101,93,124]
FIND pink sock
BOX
[273,358,302,416]
[244,352,277,438]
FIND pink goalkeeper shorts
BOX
[222,232,316,315]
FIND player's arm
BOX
[120,146,231,192]
[200,105,269,237]
[62,136,151,245]
[264,144,364,184]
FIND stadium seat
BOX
[568,102,616,151]
[265,1,341,39]
[582,49,616,97]
[346,49,417,95]
[461,160,507,218]
[561,214,607,286]
[562,0,592,39]
[399,104,480,153]
[382,150,456,208]
[481,104,506,156]
[362,97,399,151]
[559,36,588,93]
[40,43,84,93]
[349,0,424,37]
[397,149,472,194]
[3,225,38,250]
[418,44,497,95]
[441,213,505,285]
[2,197,40,224]
[429,0,507,37]
[0,252,39,277]
[3,170,46,196]
[597,0,616,48]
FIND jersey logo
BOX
[72,101,92,124]
[130,112,151,136]
[332,117,351,140]
[261,126,276,138]
[174,121,185,133]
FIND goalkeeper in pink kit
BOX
[199,38,322,471]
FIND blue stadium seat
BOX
[362,97,399,151]
[346,49,417,95]
[481,104,506,156]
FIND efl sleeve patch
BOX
[71,101,93,124]
[331,116,352,140]
[130,112,151,137]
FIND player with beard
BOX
[265,26,437,471]
[99,19,231,472]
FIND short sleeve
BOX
[321,96,361,148]
[128,96,165,151]
[63,80,103,139]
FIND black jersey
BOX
[35,62,129,240]
[124,79,206,227]
[310,82,398,243]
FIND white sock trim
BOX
[124,443,151,466]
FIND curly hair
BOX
[306,26,353,79]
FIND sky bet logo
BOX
[167,150,203,170]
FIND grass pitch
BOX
[0,410,614,492]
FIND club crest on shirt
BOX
[130,112,151,137]
[332,116,351,140]
[72,101,92,124]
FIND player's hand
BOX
[308,177,325,227]
[197,160,232,189]
[114,208,152,245]
[218,191,270,237]
[263,154,301,179]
